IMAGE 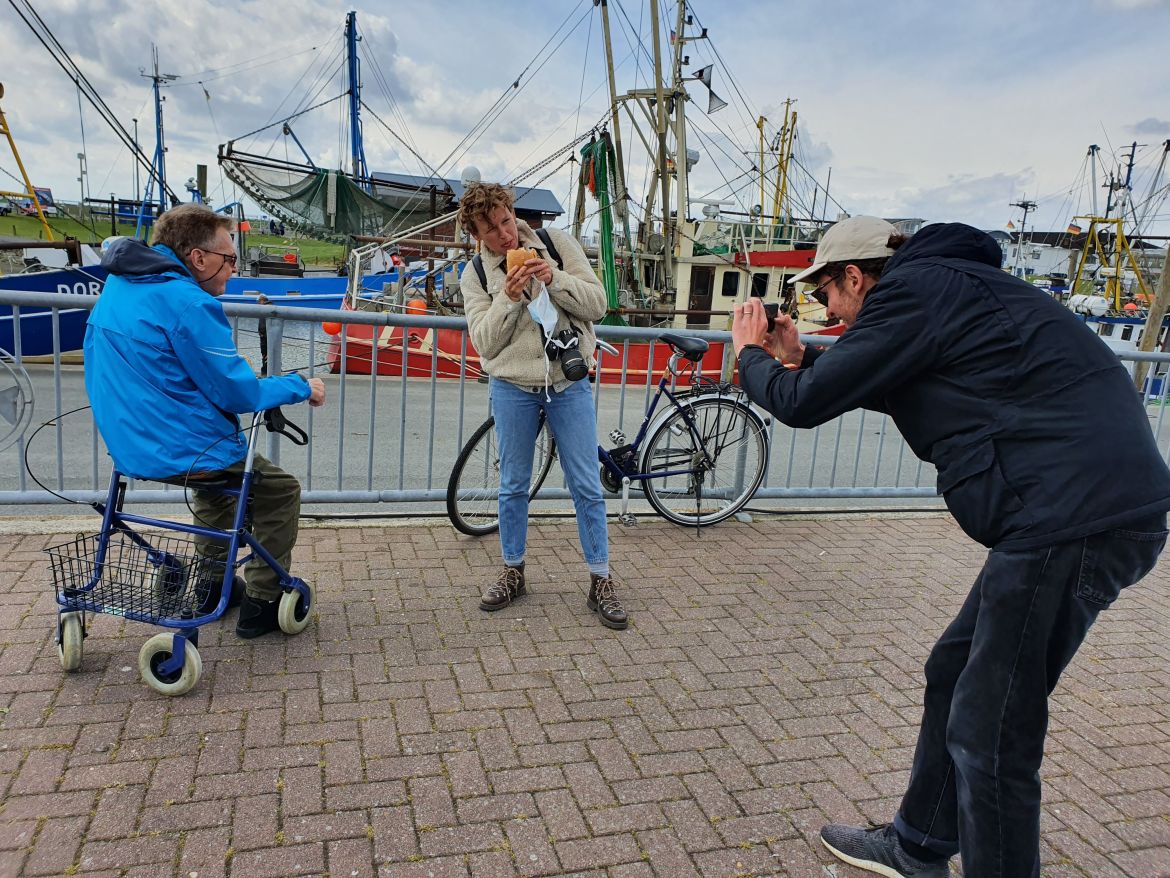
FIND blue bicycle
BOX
[446,334,770,534]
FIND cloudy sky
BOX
[2,0,1168,238]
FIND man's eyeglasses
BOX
[195,249,238,268]
[809,278,832,307]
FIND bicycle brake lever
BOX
[263,407,309,446]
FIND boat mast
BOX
[1134,139,1170,236]
[596,0,643,300]
[647,0,673,293]
[0,83,54,240]
[1009,198,1036,278]
[346,11,369,188]
[1088,144,1100,217]
[670,0,689,234]
[136,46,177,237]
[772,99,797,229]
[596,1,628,217]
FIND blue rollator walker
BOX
[46,409,315,696]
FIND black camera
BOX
[763,302,779,333]
[545,328,589,381]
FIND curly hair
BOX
[150,204,234,257]
[457,183,514,237]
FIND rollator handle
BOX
[263,407,309,446]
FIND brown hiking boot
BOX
[588,573,628,630]
[480,563,526,611]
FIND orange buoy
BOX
[406,298,427,315]
[322,321,342,335]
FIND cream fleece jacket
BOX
[461,219,607,387]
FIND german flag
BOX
[1066,223,1082,235]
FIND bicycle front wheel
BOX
[640,397,768,527]
[446,416,557,536]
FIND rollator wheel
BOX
[277,581,315,635]
[58,612,84,672]
[138,633,202,696]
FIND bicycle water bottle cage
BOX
[659,334,709,362]
[263,407,309,446]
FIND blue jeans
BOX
[490,377,609,572]
[894,514,1167,877]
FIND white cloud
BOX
[1,0,1167,238]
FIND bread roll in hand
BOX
[506,248,539,274]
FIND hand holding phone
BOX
[763,302,779,334]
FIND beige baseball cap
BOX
[790,216,899,286]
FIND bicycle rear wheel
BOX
[446,415,557,536]
[640,397,768,527]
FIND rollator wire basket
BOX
[47,530,230,624]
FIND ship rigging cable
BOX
[358,41,422,160]
[6,0,179,203]
[432,0,594,180]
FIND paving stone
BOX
[2,518,1169,878]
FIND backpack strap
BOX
[535,227,563,271]
[470,227,564,292]
[472,253,486,289]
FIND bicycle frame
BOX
[596,350,721,486]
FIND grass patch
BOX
[1,213,347,266]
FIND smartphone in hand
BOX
[763,302,779,333]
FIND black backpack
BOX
[470,226,562,290]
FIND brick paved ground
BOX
[1,513,1169,878]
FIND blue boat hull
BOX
[1,265,439,355]
[0,266,107,356]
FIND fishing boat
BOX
[325,0,840,383]
[1049,140,1170,392]
[0,71,362,357]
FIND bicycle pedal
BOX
[617,513,638,526]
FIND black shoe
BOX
[588,574,628,630]
[228,576,246,609]
[819,823,950,878]
[235,593,281,639]
[480,564,526,611]
[197,575,246,616]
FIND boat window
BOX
[721,272,741,297]
[751,272,767,297]
[1098,324,1113,337]
[1121,325,1134,341]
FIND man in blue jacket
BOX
[732,216,1170,877]
[84,204,326,638]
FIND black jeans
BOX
[893,514,1167,877]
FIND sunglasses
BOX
[809,278,832,307]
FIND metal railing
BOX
[5,290,1170,518]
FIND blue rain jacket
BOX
[84,239,310,479]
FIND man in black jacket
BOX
[732,216,1170,878]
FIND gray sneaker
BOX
[820,823,950,878]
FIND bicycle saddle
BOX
[659,334,709,362]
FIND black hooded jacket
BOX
[737,222,1170,549]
